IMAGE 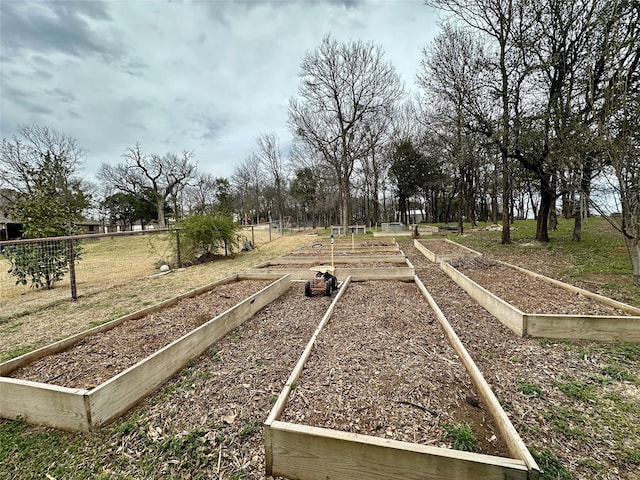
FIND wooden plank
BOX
[414,239,436,262]
[264,255,408,265]
[87,275,290,427]
[237,272,288,281]
[373,231,412,237]
[0,273,240,375]
[266,421,529,480]
[526,314,640,343]
[415,276,540,478]
[293,248,400,257]
[265,276,352,472]
[246,266,415,282]
[414,239,481,265]
[501,261,640,315]
[266,276,352,426]
[0,378,90,431]
[441,262,526,336]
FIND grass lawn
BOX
[442,216,639,308]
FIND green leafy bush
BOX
[177,214,240,265]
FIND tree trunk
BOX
[457,166,464,235]
[625,237,640,286]
[573,157,593,242]
[156,197,166,228]
[572,203,583,242]
[535,173,554,242]
[548,173,558,231]
[501,150,511,244]
[342,181,350,234]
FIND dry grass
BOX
[0,230,319,360]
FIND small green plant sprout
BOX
[443,422,477,452]
[239,420,259,440]
[210,347,222,362]
[529,446,572,480]
[556,380,596,401]
[517,380,543,398]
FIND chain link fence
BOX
[0,230,174,316]
[0,223,297,320]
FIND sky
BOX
[1,0,441,184]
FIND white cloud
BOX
[0,0,440,183]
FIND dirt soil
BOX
[115,283,334,479]
[449,256,631,316]
[8,280,273,390]
[281,281,508,456]
[283,250,400,257]
[259,261,405,269]
[417,239,476,255]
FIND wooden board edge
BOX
[268,420,530,480]
[414,276,540,477]
[526,314,640,343]
[270,255,408,265]
[0,273,241,376]
[441,262,526,336]
[498,260,640,315]
[0,377,90,431]
[413,238,437,262]
[87,276,290,428]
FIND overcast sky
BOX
[1,0,441,183]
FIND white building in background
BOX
[394,209,427,224]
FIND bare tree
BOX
[1,124,86,195]
[426,0,535,244]
[231,154,265,225]
[418,23,489,234]
[98,144,197,228]
[255,133,288,227]
[183,172,218,215]
[571,0,640,241]
[591,148,640,285]
[289,35,403,233]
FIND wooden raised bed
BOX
[414,238,482,264]
[263,254,407,264]
[0,273,290,431]
[245,255,415,281]
[264,276,540,480]
[442,259,640,342]
[291,241,400,255]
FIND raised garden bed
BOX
[289,241,400,256]
[284,250,401,257]
[444,256,640,342]
[246,256,415,281]
[0,273,290,431]
[414,238,482,264]
[265,278,540,479]
[128,282,338,479]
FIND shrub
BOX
[4,240,80,289]
[177,214,240,265]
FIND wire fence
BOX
[0,223,290,319]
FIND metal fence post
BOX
[66,238,78,301]
[175,229,182,268]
